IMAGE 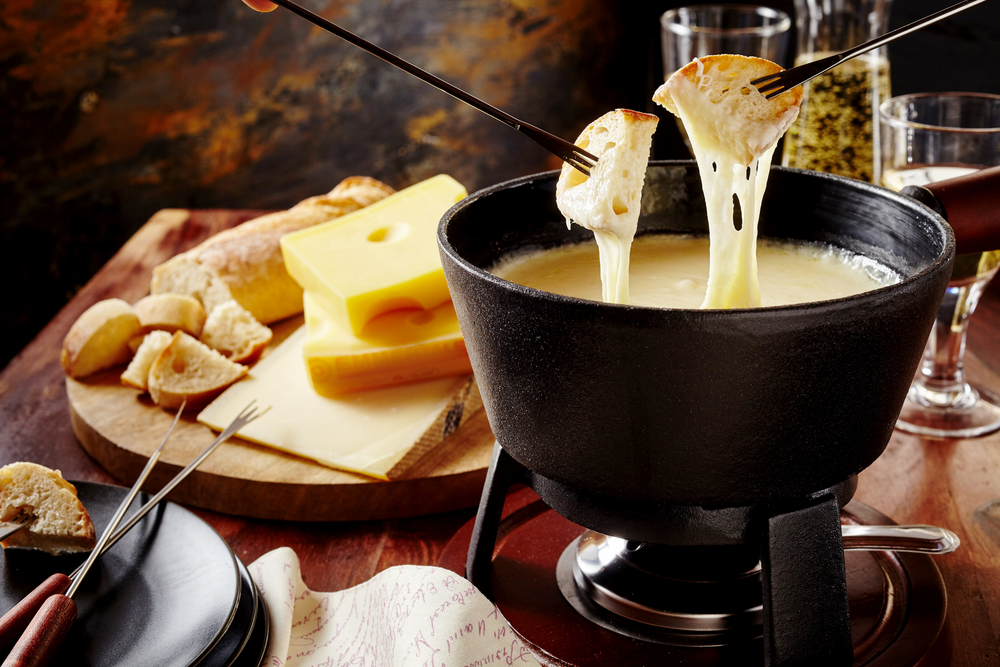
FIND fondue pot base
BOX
[438,485,949,666]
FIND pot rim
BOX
[438,160,956,319]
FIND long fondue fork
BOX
[267,0,598,177]
[751,0,992,99]
[1,401,265,667]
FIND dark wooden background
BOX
[2,0,999,369]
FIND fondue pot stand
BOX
[437,162,954,666]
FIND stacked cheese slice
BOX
[280,175,472,396]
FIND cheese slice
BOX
[197,326,480,480]
[280,175,467,334]
[303,291,472,395]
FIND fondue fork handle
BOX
[841,524,960,554]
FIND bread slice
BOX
[121,330,173,391]
[200,300,273,364]
[150,176,395,324]
[133,293,207,337]
[148,331,248,409]
[61,299,141,379]
[556,109,659,304]
[653,55,802,165]
[0,462,96,555]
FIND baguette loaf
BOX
[0,462,96,555]
[151,176,395,324]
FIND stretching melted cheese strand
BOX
[556,109,659,304]
[653,56,802,309]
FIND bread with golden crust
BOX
[133,293,207,337]
[653,55,803,165]
[61,299,141,379]
[147,332,248,409]
[200,300,273,364]
[150,176,396,324]
[0,462,96,555]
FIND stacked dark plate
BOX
[0,482,269,667]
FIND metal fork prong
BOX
[69,401,268,570]
[565,157,592,177]
[749,73,782,87]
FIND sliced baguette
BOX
[653,55,803,164]
[133,293,207,337]
[61,299,141,379]
[150,176,395,324]
[121,330,173,391]
[200,300,273,364]
[0,462,96,555]
[147,331,248,409]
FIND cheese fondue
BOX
[493,235,897,309]
[653,56,803,309]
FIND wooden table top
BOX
[2,209,999,666]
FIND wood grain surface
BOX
[65,314,494,522]
[2,208,1000,666]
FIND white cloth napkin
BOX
[249,547,543,667]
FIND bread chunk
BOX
[0,462,96,555]
[556,109,659,304]
[151,176,395,324]
[200,300,273,364]
[653,55,803,165]
[133,293,207,337]
[148,332,248,409]
[121,330,173,391]
[61,299,141,379]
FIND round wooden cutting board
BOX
[67,320,495,521]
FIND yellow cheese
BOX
[197,326,480,480]
[303,292,472,395]
[280,175,467,334]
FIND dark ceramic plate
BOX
[200,556,268,667]
[0,481,241,666]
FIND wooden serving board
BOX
[68,350,495,521]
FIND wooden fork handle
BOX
[902,165,1000,255]
[0,574,71,657]
[1,594,76,667]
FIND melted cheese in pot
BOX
[493,235,897,309]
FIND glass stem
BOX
[911,275,992,410]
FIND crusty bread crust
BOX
[654,55,803,164]
[61,299,141,379]
[201,300,273,364]
[0,462,96,555]
[121,330,173,391]
[147,332,248,409]
[151,176,395,324]
[133,293,207,337]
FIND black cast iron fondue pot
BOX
[438,162,954,666]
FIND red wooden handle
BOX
[1,595,77,667]
[925,165,1000,255]
[0,575,71,657]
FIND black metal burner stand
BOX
[466,443,856,667]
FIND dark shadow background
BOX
[2,0,998,370]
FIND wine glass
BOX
[880,92,1000,438]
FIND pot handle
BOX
[900,165,1000,255]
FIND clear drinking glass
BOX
[880,92,1000,438]
[660,5,791,152]
[782,0,893,183]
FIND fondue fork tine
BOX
[0,401,266,667]
[267,0,597,176]
[751,0,991,99]
[0,514,33,543]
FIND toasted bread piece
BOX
[556,109,659,304]
[150,176,395,324]
[200,300,273,364]
[148,332,248,409]
[653,55,803,164]
[121,330,173,391]
[61,299,141,379]
[133,293,207,337]
[0,462,96,555]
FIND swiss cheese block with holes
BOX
[302,291,472,395]
[280,175,467,334]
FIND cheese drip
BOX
[556,109,659,304]
[655,56,802,309]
